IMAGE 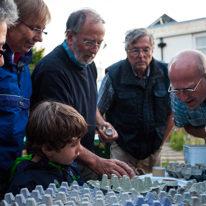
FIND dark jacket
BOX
[0,43,32,177]
[0,155,84,199]
[106,58,170,160]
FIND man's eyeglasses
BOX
[127,48,152,56]
[75,34,107,49]
[168,76,203,94]
[19,20,47,35]
[0,49,6,57]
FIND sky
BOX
[37,0,206,70]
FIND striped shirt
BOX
[171,92,206,128]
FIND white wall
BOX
[97,19,206,89]
[153,34,192,63]
[149,18,206,39]
[149,18,206,63]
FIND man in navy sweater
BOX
[31,8,134,181]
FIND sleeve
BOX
[6,176,36,197]
[171,92,189,128]
[97,73,114,113]
[31,69,73,110]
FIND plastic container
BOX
[183,145,206,166]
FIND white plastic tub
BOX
[183,145,206,166]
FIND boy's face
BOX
[48,138,82,165]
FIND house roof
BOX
[148,14,206,29]
[148,14,176,28]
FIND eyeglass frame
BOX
[168,76,204,94]
[73,32,107,49]
[19,20,47,35]
[0,49,6,57]
[127,47,153,56]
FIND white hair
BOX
[0,0,18,27]
[125,28,155,50]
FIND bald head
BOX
[169,49,206,108]
[169,49,206,78]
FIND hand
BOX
[94,157,135,179]
[97,122,118,143]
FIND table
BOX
[139,172,193,187]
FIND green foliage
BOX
[170,128,185,151]
[184,133,205,145]
[29,47,45,74]
[162,159,170,167]
[169,127,205,151]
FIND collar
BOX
[39,156,69,173]
[14,53,24,64]
[9,154,34,181]
[3,42,33,66]
[48,161,65,173]
[131,64,150,79]
[62,40,88,69]
[121,58,164,86]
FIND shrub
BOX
[170,128,185,151]
[169,127,205,151]
[29,47,45,73]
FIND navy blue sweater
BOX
[31,45,98,152]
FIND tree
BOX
[29,47,45,74]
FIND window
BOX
[193,33,206,55]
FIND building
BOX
[148,14,206,63]
[96,14,206,89]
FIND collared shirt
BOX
[62,40,88,69]
[97,63,150,113]
[171,92,206,128]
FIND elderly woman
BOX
[0,0,51,177]
[0,0,18,67]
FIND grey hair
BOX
[0,0,18,27]
[66,8,105,34]
[125,28,155,50]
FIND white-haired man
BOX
[0,0,18,66]
[98,28,174,175]
[31,8,135,181]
